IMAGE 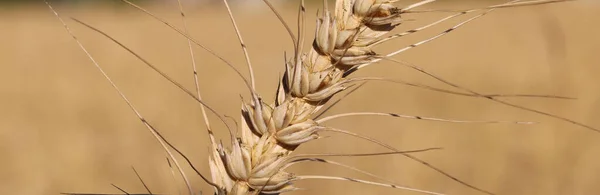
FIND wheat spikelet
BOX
[43,0,593,195]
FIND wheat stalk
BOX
[43,0,592,195]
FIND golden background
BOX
[1,1,600,194]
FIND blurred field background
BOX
[1,0,600,194]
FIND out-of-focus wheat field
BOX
[1,0,600,194]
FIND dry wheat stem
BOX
[174,0,214,136]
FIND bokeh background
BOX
[1,0,600,194]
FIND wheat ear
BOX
[46,0,588,194]
[207,0,578,194]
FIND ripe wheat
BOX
[43,0,593,195]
